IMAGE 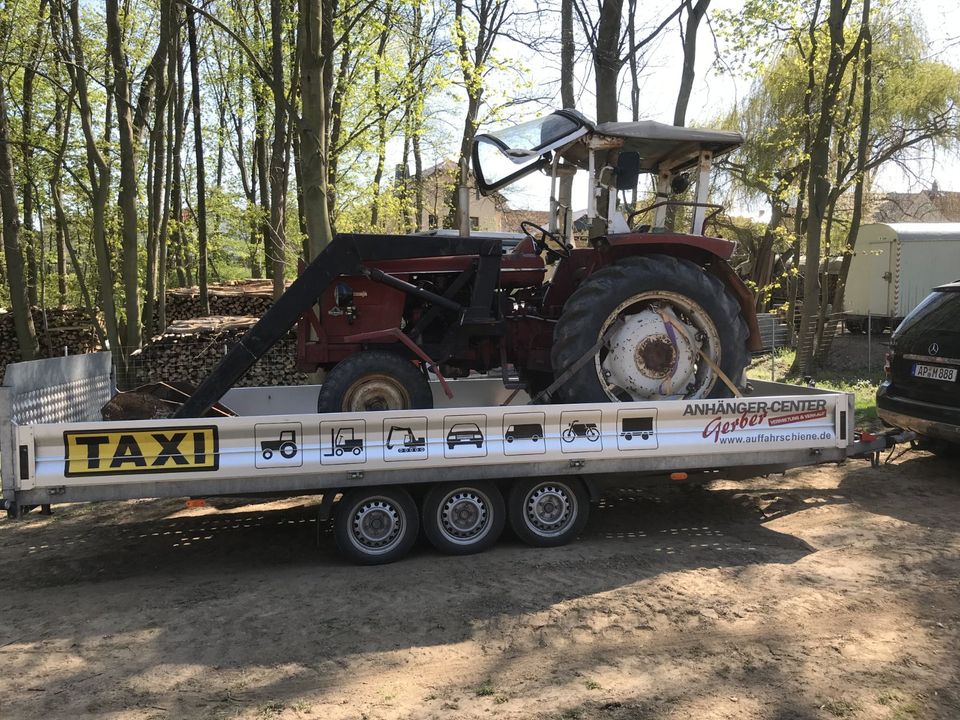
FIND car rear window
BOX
[894,287,960,344]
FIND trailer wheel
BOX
[318,350,433,413]
[845,319,864,335]
[334,486,419,565]
[551,255,749,402]
[508,478,589,548]
[422,481,505,555]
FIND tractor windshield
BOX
[472,110,591,195]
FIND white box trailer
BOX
[1,353,902,564]
[845,222,960,331]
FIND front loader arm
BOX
[174,233,502,418]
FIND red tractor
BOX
[175,110,760,419]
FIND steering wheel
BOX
[520,221,571,259]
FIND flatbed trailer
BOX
[1,353,902,564]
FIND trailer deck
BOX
[1,352,896,563]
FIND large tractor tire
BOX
[318,350,433,412]
[551,255,749,403]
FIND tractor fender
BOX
[603,233,762,353]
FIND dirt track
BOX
[1,450,959,720]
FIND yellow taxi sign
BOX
[64,426,219,476]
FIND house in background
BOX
[864,183,960,223]
[418,160,549,233]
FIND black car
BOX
[877,281,960,453]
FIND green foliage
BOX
[717,4,960,310]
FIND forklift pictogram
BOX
[386,426,426,453]
[261,430,298,459]
[324,427,364,457]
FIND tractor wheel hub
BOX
[602,308,699,399]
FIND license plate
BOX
[912,363,958,382]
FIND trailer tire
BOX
[508,477,589,548]
[318,350,433,413]
[334,486,419,565]
[845,319,864,335]
[422,481,505,555]
[551,255,749,402]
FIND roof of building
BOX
[860,222,960,241]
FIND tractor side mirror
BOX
[614,152,641,191]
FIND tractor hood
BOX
[472,109,743,195]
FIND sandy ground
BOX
[1,450,959,720]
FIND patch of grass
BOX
[475,679,495,697]
[878,691,904,706]
[256,701,286,718]
[891,700,926,719]
[494,695,509,705]
[559,710,582,720]
[821,698,859,717]
[584,679,602,690]
[748,348,883,430]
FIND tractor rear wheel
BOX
[551,255,749,403]
[318,350,433,413]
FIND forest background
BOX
[0,0,957,374]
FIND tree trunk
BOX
[264,0,289,295]
[21,6,45,309]
[673,0,710,127]
[559,0,575,238]
[297,0,334,259]
[792,0,849,375]
[753,199,784,312]
[56,0,122,357]
[187,6,210,314]
[594,0,624,124]
[370,4,392,228]
[144,8,172,338]
[0,71,39,360]
[171,40,188,289]
[327,34,352,221]
[158,24,178,331]
[830,0,872,338]
[107,0,142,352]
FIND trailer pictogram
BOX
[562,421,600,443]
[261,430,298,460]
[383,417,429,462]
[320,419,366,465]
[616,410,659,451]
[443,414,487,458]
[255,422,304,468]
[324,427,363,456]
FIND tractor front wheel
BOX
[317,350,434,413]
[551,255,749,403]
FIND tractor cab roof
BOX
[472,109,742,195]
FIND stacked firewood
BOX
[130,316,308,388]
[162,282,278,323]
[0,307,99,382]
[1,283,299,387]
